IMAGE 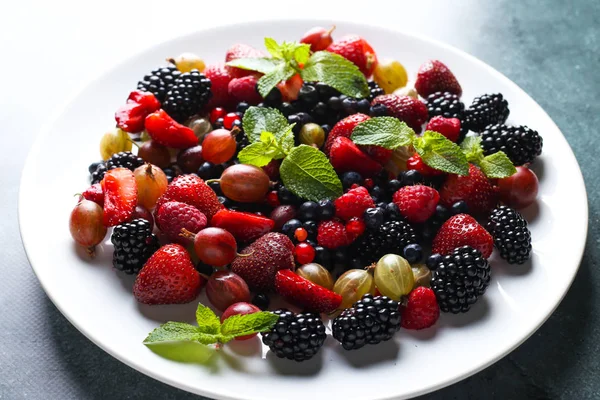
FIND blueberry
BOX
[252,293,270,311]
[426,254,443,271]
[195,262,214,276]
[88,161,104,174]
[376,202,387,209]
[298,201,319,221]
[278,186,298,204]
[387,179,403,193]
[356,98,371,114]
[327,96,342,111]
[213,117,224,129]
[236,102,249,113]
[306,239,317,247]
[303,220,318,239]
[314,246,333,270]
[369,104,388,117]
[435,204,451,221]
[341,171,363,189]
[363,207,385,231]
[316,82,338,98]
[231,119,242,129]
[281,219,303,239]
[385,202,402,220]
[299,85,318,106]
[208,181,223,196]
[370,186,385,201]
[421,223,436,240]
[401,170,423,186]
[287,114,300,125]
[280,102,295,117]
[342,98,357,114]
[321,124,331,134]
[403,244,423,264]
[197,162,222,180]
[452,200,469,215]
[265,88,282,105]
[333,248,348,266]
[311,102,328,119]
[296,112,313,126]
[217,196,232,208]
[317,199,335,220]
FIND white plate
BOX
[19,20,588,400]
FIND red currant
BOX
[294,227,308,242]
[266,190,280,207]
[346,217,366,236]
[209,107,226,124]
[294,243,315,265]
[223,113,241,130]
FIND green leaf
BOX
[479,151,517,178]
[460,136,484,164]
[242,106,290,143]
[144,341,216,364]
[278,124,295,155]
[413,131,469,175]
[264,37,282,58]
[293,44,311,64]
[238,142,274,167]
[301,51,369,98]
[225,57,281,74]
[143,322,202,344]
[257,63,296,98]
[350,117,416,149]
[260,131,276,143]
[195,303,220,335]
[220,312,279,341]
[280,145,343,201]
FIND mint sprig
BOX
[460,135,516,178]
[351,117,415,149]
[413,131,470,176]
[226,37,369,98]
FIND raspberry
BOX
[317,219,352,249]
[392,185,440,223]
[156,201,207,244]
[334,186,375,221]
[401,287,440,330]
[425,116,461,143]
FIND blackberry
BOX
[163,70,212,122]
[425,91,465,120]
[261,310,326,361]
[430,246,491,313]
[464,93,509,132]
[368,81,384,100]
[332,294,401,350]
[487,206,532,264]
[137,65,181,102]
[90,162,107,184]
[353,220,418,264]
[111,219,160,274]
[106,151,144,171]
[480,124,543,166]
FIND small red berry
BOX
[407,154,444,177]
[295,227,308,242]
[266,190,280,207]
[363,178,374,189]
[426,116,461,143]
[345,217,366,236]
[210,107,227,124]
[295,242,316,265]
[392,185,440,223]
[223,112,240,129]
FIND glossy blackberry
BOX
[106,151,144,171]
[111,219,160,274]
[368,81,385,100]
[90,162,107,184]
[487,206,532,264]
[464,93,509,132]
[332,294,401,350]
[430,246,491,313]
[261,310,326,361]
[137,65,181,102]
[162,70,212,122]
[425,91,465,120]
[480,124,543,166]
[353,220,418,264]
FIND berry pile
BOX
[69,27,543,363]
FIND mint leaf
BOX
[264,37,282,58]
[301,51,369,98]
[242,106,289,143]
[479,151,517,178]
[413,131,469,175]
[144,322,202,344]
[351,117,416,149]
[293,44,311,64]
[226,57,281,74]
[195,303,220,335]
[145,341,216,364]
[257,63,296,98]
[280,145,343,201]
[238,142,274,167]
[220,312,279,340]
[278,125,295,155]
[460,136,484,164]
[260,131,276,143]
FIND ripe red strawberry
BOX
[361,145,392,164]
[324,113,370,154]
[145,110,198,149]
[228,75,263,105]
[317,219,353,249]
[225,43,266,78]
[415,60,462,98]
[329,137,382,178]
[432,214,493,258]
[277,74,303,102]
[204,63,234,108]
[440,164,499,215]
[392,185,440,223]
[275,270,342,313]
[82,183,104,206]
[334,186,375,221]
[133,244,204,305]
[155,201,207,244]
[406,154,444,177]
[230,232,295,291]
[371,95,428,132]
[210,209,275,243]
[401,287,440,330]
[426,116,461,143]
[101,168,137,227]
[155,174,223,220]
[114,90,161,133]
[327,35,378,76]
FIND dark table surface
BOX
[2,0,599,398]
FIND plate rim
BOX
[18,18,589,400]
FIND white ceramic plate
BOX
[19,20,588,400]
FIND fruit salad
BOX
[69,26,543,363]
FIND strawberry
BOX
[371,95,428,132]
[392,185,440,223]
[334,186,375,221]
[426,116,461,143]
[230,232,295,291]
[101,168,137,227]
[155,201,207,244]
[401,287,440,330]
[127,90,161,112]
[155,174,223,221]
[145,109,198,149]
[317,219,353,249]
[82,183,104,206]
[439,164,499,215]
[327,35,378,76]
[415,60,462,98]
[275,270,342,313]
[133,244,204,305]
[324,113,370,154]
[277,74,303,102]
[210,209,275,243]
[228,75,263,105]
[225,44,265,78]
[406,154,444,177]
[329,137,382,178]
[115,90,161,133]
[361,145,392,164]
[204,63,234,108]
[432,214,493,258]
